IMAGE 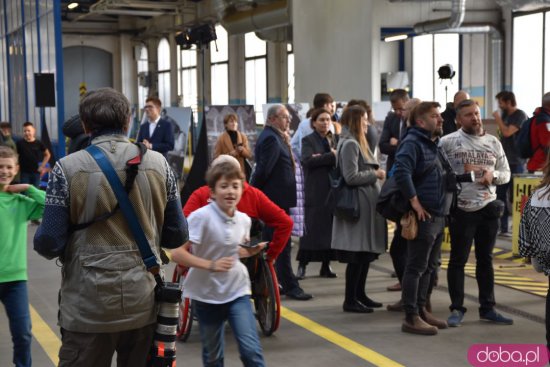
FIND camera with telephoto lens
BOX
[455,171,475,183]
[147,282,182,367]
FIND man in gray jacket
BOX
[440,99,512,327]
[34,88,188,367]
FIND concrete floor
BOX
[0,226,546,367]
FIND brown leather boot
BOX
[420,307,448,329]
[402,314,438,335]
[386,282,401,291]
[386,299,404,312]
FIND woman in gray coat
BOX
[332,105,387,313]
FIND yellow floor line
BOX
[281,306,404,367]
[30,304,60,366]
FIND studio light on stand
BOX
[438,64,456,105]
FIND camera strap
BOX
[86,144,163,286]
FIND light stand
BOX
[438,64,456,105]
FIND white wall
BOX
[293,0,374,104]
[293,0,503,107]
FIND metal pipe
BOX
[413,0,466,34]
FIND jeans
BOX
[263,222,299,293]
[496,163,524,232]
[401,216,445,315]
[447,205,499,314]
[194,295,266,367]
[0,281,32,367]
[20,172,40,188]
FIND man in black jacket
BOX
[440,90,470,136]
[251,104,312,301]
[394,101,449,335]
[379,89,409,172]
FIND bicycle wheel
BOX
[253,258,279,336]
[172,266,193,342]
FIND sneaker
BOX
[480,310,513,325]
[447,310,464,327]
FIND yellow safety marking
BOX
[493,281,547,287]
[30,304,60,366]
[281,306,404,367]
[493,276,535,282]
[441,261,547,297]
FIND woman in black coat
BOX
[296,108,338,278]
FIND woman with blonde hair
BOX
[213,113,252,178]
[331,105,387,313]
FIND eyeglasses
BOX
[276,114,291,120]
[144,105,155,109]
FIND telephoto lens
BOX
[147,282,182,367]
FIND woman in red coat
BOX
[183,155,293,261]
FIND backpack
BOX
[515,116,535,159]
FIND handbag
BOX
[327,171,360,221]
[400,210,418,240]
[325,141,360,221]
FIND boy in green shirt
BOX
[0,145,45,367]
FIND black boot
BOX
[356,262,382,308]
[296,263,306,280]
[320,261,337,278]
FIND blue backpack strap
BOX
[86,145,160,276]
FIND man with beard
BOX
[393,102,449,335]
[440,99,512,327]
[492,91,528,236]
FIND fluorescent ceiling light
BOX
[384,34,408,42]
[68,2,79,10]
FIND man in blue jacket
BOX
[251,104,312,301]
[137,97,174,157]
[394,101,449,335]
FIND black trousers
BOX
[447,205,499,314]
[262,224,299,293]
[389,224,407,283]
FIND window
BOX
[157,38,171,107]
[137,44,149,112]
[178,48,197,115]
[287,43,294,103]
[412,34,460,108]
[513,12,544,115]
[211,25,228,105]
[245,32,267,124]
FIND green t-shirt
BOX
[0,186,45,282]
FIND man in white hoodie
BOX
[439,99,512,327]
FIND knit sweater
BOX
[439,129,510,212]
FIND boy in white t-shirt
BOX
[171,161,267,367]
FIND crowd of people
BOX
[1,86,550,366]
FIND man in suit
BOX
[379,89,410,173]
[137,97,174,157]
[251,104,313,300]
